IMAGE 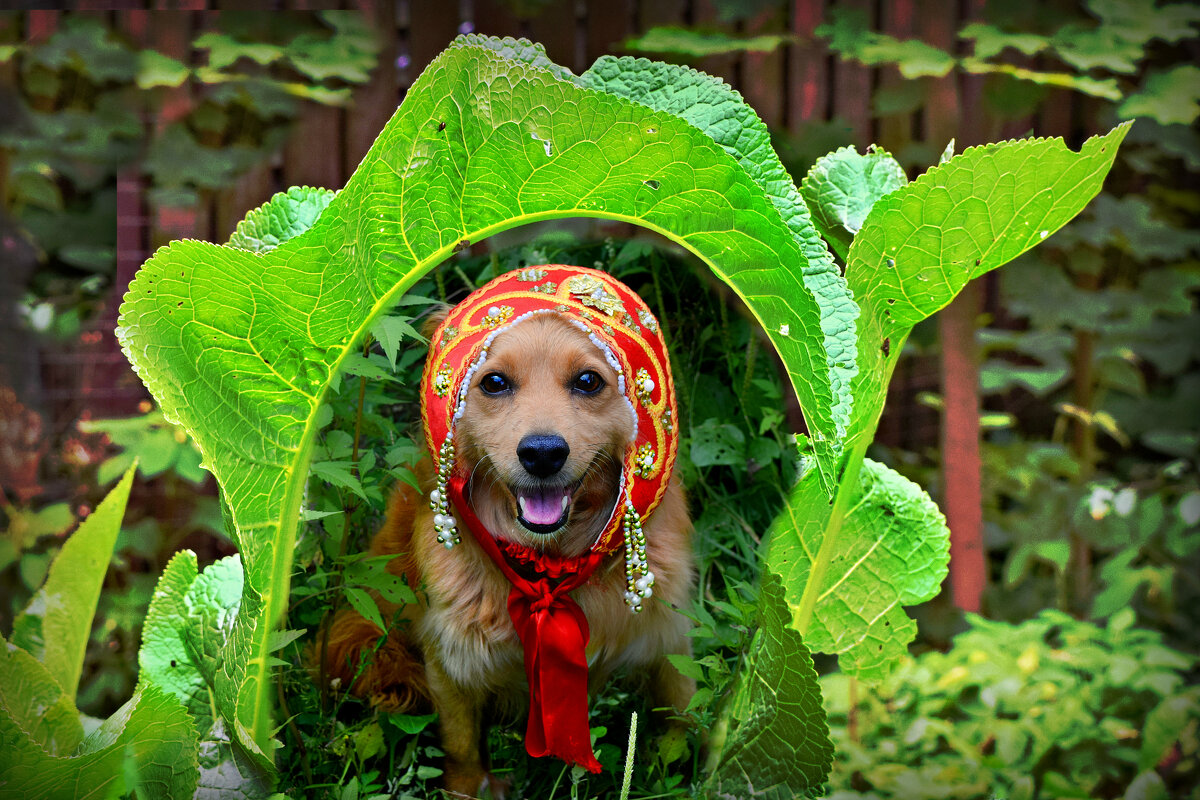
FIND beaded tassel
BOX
[622,502,654,612]
[430,437,460,548]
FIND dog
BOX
[319,266,696,798]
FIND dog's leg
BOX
[425,658,505,799]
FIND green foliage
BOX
[623,28,795,57]
[0,464,201,800]
[117,37,860,783]
[823,611,1199,799]
[1,10,381,333]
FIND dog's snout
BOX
[517,434,570,478]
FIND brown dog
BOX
[320,278,695,797]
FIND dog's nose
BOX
[517,434,570,478]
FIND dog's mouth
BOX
[513,483,576,535]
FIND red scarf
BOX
[449,475,604,772]
[421,266,678,772]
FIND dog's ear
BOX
[422,304,451,340]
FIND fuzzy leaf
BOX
[705,571,832,797]
[117,36,854,763]
[800,145,907,261]
[227,186,336,254]
[0,680,199,800]
[11,464,137,704]
[138,550,208,725]
[582,55,858,488]
[770,460,949,682]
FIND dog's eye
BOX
[479,372,511,394]
[572,370,604,394]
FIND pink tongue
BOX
[519,486,570,526]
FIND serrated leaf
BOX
[11,464,136,704]
[800,145,906,261]
[0,680,199,800]
[117,36,857,761]
[623,27,795,57]
[1119,66,1200,126]
[227,186,336,253]
[369,314,427,369]
[704,572,832,798]
[848,124,1130,332]
[769,460,949,682]
[343,586,386,632]
[1139,693,1197,771]
[137,550,207,725]
[582,55,858,489]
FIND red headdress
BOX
[419,266,678,771]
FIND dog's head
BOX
[454,313,634,557]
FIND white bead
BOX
[642,377,654,392]
[639,587,652,598]
[643,570,655,585]
[635,575,650,591]
[430,489,441,504]
[443,540,455,549]
[488,306,500,317]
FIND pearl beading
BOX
[430,436,460,548]
[622,502,655,612]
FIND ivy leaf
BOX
[582,55,858,487]
[817,7,956,78]
[227,186,336,253]
[769,460,949,682]
[11,464,137,705]
[958,23,1049,59]
[1119,66,1200,126]
[1050,24,1143,74]
[623,27,795,57]
[137,49,190,89]
[0,677,199,800]
[119,36,854,763]
[704,571,832,797]
[194,33,283,71]
[800,145,907,262]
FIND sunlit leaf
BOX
[118,35,854,765]
[11,464,137,704]
[227,186,336,253]
[800,145,907,261]
[1119,66,1200,126]
[623,27,795,57]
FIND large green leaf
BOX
[769,459,949,682]
[0,637,84,757]
[703,572,832,799]
[0,681,198,800]
[799,145,907,262]
[582,55,858,482]
[11,464,136,703]
[138,553,270,798]
[226,186,336,253]
[768,124,1128,681]
[118,35,854,764]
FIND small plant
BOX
[823,610,1199,799]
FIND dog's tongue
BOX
[518,486,571,526]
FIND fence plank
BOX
[584,0,632,66]
[876,0,914,154]
[408,0,461,81]
[787,0,827,131]
[529,0,582,72]
[345,0,400,174]
[741,4,786,128]
[830,0,872,148]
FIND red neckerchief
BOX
[449,475,605,772]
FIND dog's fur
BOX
[319,312,695,798]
